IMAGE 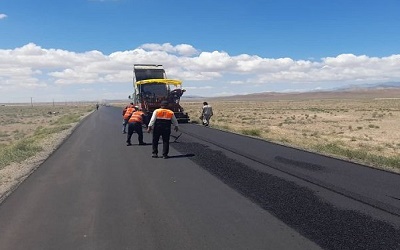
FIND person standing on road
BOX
[147,100,179,159]
[201,101,213,126]
[126,106,147,146]
[122,103,134,134]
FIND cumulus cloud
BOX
[1,42,400,102]
[0,14,7,19]
[139,43,199,56]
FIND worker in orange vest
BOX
[122,103,134,134]
[147,100,178,159]
[126,106,146,146]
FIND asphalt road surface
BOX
[0,106,399,250]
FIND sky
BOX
[1,0,400,103]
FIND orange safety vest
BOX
[128,111,144,123]
[155,108,174,120]
[122,104,134,116]
[123,107,135,120]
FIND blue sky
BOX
[1,0,400,103]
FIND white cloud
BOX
[192,51,234,71]
[0,14,7,19]
[185,86,214,90]
[139,43,198,56]
[1,43,400,102]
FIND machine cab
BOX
[132,64,167,105]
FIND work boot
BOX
[152,153,158,158]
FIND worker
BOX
[126,106,146,146]
[147,100,179,159]
[201,101,213,126]
[122,102,134,133]
[168,88,186,103]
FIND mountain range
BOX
[208,82,400,101]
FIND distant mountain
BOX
[334,82,400,91]
[212,83,400,101]
[181,95,205,100]
[373,82,400,88]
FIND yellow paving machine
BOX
[130,64,190,124]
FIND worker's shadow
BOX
[167,153,195,159]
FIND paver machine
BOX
[130,64,190,124]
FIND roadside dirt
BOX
[0,106,92,204]
[0,123,81,203]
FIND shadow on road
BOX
[168,153,195,159]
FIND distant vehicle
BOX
[130,64,190,124]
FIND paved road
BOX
[0,106,399,250]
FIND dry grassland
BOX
[0,104,93,147]
[182,98,400,173]
[0,104,94,201]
